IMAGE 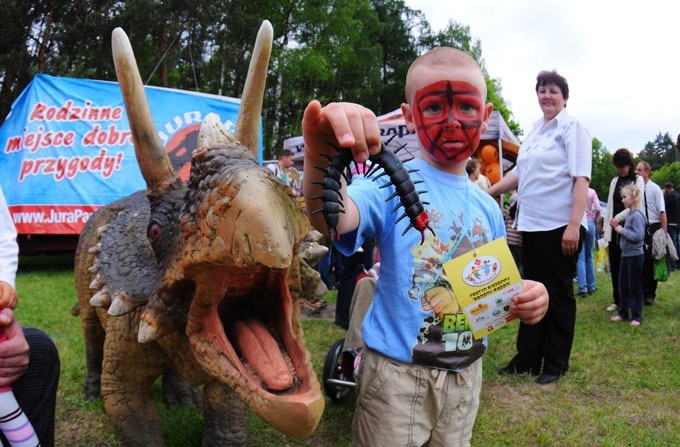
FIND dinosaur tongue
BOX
[231,318,293,391]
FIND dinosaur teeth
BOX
[90,288,111,307]
[88,243,102,254]
[89,273,104,290]
[88,261,101,274]
[108,291,137,316]
[138,318,159,343]
[137,299,173,343]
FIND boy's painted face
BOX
[412,80,485,165]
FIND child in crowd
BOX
[610,184,645,326]
[303,47,549,446]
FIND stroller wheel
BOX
[322,338,354,402]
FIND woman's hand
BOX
[562,223,580,255]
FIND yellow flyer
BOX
[443,237,523,339]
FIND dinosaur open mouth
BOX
[186,265,311,396]
[218,267,299,393]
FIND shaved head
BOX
[405,48,487,105]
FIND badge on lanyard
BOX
[443,237,523,339]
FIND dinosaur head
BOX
[180,136,323,439]
[111,24,324,438]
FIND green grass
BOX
[13,252,680,446]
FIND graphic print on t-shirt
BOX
[408,204,489,369]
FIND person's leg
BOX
[609,236,622,308]
[617,257,631,320]
[641,249,657,304]
[669,227,680,270]
[538,227,581,378]
[344,277,376,351]
[351,349,433,447]
[585,219,597,292]
[642,223,660,304]
[5,328,60,447]
[629,255,644,323]
[504,232,546,375]
[317,248,334,289]
[335,251,363,329]
[576,241,588,295]
[429,359,483,447]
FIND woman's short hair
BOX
[612,148,635,169]
[535,70,569,100]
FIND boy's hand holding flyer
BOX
[444,237,523,339]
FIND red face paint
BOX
[412,80,484,165]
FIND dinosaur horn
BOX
[197,113,235,153]
[234,20,273,158]
[111,27,180,196]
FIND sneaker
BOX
[611,315,624,322]
[577,292,587,298]
[588,287,597,295]
[606,303,618,312]
[630,320,641,327]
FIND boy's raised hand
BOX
[302,100,382,163]
[510,280,549,325]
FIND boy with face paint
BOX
[303,48,548,446]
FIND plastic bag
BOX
[596,245,609,273]
[653,256,668,282]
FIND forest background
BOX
[2,0,679,199]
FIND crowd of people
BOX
[2,35,678,446]
[300,57,678,446]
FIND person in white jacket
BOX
[0,185,60,446]
[603,149,645,312]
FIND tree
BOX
[0,0,519,160]
[637,132,678,171]
[651,161,680,191]
[590,137,616,200]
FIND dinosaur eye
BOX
[147,222,162,241]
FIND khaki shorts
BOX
[351,349,482,447]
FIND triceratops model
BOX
[73,22,325,446]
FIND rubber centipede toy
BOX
[312,136,435,244]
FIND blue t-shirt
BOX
[336,158,505,370]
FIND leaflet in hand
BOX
[443,237,523,339]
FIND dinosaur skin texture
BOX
[73,141,326,446]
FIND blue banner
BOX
[0,74,258,234]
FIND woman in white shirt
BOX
[488,70,591,385]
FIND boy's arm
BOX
[302,101,381,236]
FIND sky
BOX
[404,0,679,154]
